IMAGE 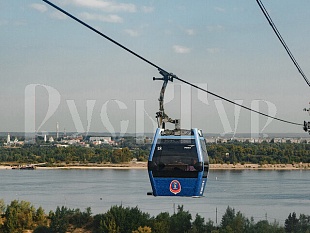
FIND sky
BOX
[1,0,310,136]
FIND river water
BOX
[0,169,309,225]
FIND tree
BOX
[190,213,206,233]
[33,225,51,233]
[67,207,93,228]
[35,206,47,227]
[285,212,299,233]
[151,212,170,233]
[0,199,5,214]
[49,206,70,233]
[220,206,249,233]
[205,219,217,233]
[252,220,285,233]
[94,205,150,233]
[3,200,36,233]
[170,205,192,233]
[298,214,310,233]
[103,217,120,233]
[112,148,133,163]
[221,206,235,230]
[132,226,152,233]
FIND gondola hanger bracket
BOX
[153,69,178,129]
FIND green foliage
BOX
[1,199,310,233]
[48,206,93,233]
[132,226,152,233]
[49,206,70,233]
[35,206,47,227]
[221,206,236,230]
[190,214,206,233]
[151,212,170,233]
[2,200,40,233]
[285,212,310,233]
[0,199,5,215]
[253,220,285,233]
[219,206,284,233]
[1,140,310,166]
[112,147,133,163]
[33,225,51,233]
[170,205,192,233]
[93,205,151,233]
[0,144,149,165]
[205,219,217,233]
[285,212,299,233]
[207,142,310,164]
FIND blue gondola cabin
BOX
[148,128,209,197]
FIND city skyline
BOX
[1,0,310,135]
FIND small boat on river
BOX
[12,164,36,170]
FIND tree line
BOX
[0,141,310,165]
[0,199,309,233]
[207,142,310,165]
[0,146,148,165]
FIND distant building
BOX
[92,141,102,146]
[89,136,113,145]
[7,133,11,144]
[56,122,59,139]
[49,136,54,143]
[55,144,69,148]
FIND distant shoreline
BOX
[210,163,310,170]
[1,162,309,170]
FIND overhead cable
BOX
[42,0,302,127]
[256,0,310,88]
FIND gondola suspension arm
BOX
[153,70,178,129]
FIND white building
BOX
[89,136,112,144]
[7,133,11,144]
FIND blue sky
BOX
[1,0,310,136]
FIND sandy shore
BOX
[210,163,310,170]
[1,162,309,170]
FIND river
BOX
[0,169,309,225]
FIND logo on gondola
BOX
[169,180,181,195]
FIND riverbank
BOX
[1,162,310,170]
[210,162,310,170]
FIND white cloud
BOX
[214,6,226,13]
[66,0,136,13]
[14,20,27,26]
[0,20,26,27]
[0,20,8,26]
[30,3,48,13]
[79,12,123,23]
[207,48,220,54]
[141,6,154,13]
[233,7,244,13]
[185,29,195,36]
[50,11,68,20]
[173,45,191,54]
[207,25,224,32]
[124,29,139,37]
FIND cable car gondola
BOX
[147,70,209,197]
[148,128,209,196]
